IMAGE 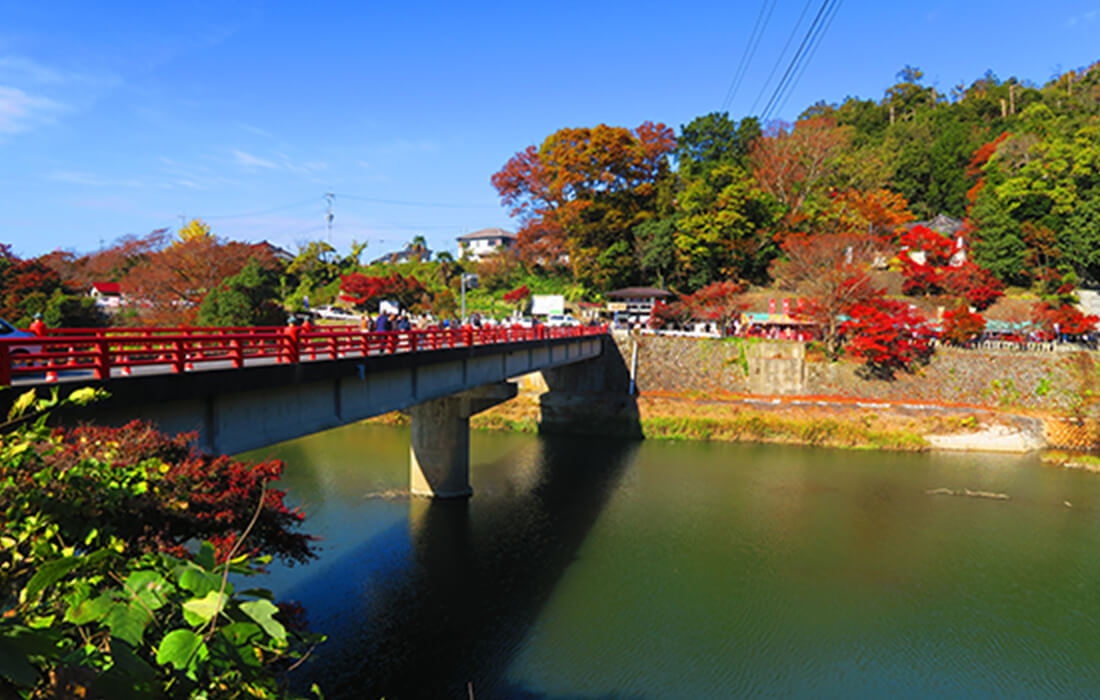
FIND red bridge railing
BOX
[0,324,608,385]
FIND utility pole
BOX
[324,193,334,246]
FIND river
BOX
[243,424,1100,699]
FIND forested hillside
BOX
[494,62,1100,293]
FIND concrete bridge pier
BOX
[408,382,518,498]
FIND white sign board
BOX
[379,300,401,316]
[531,294,564,316]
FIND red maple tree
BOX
[771,232,879,357]
[678,280,748,328]
[842,299,933,376]
[340,272,428,312]
[1031,302,1098,339]
[941,306,986,346]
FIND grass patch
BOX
[1041,450,1100,472]
[640,410,927,451]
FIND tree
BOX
[843,298,933,377]
[942,306,986,346]
[1061,194,1100,283]
[339,272,427,312]
[673,163,777,287]
[633,217,679,287]
[502,284,531,314]
[940,262,1004,310]
[677,280,748,329]
[198,258,285,327]
[122,221,269,325]
[771,232,879,357]
[0,257,67,324]
[676,113,760,175]
[749,117,850,229]
[491,121,676,285]
[1031,302,1098,339]
[824,188,915,243]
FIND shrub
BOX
[0,388,321,698]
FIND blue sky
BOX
[1,0,1097,260]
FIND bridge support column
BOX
[408,382,518,498]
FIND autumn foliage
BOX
[120,221,274,325]
[941,307,986,346]
[340,272,428,312]
[492,121,676,284]
[749,117,850,229]
[1031,302,1099,338]
[899,225,1003,310]
[772,232,880,356]
[842,299,933,376]
[502,285,531,303]
[677,280,748,326]
[32,420,315,565]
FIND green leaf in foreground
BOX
[24,556,80,601]
[240,599,287,644]
[156,628,205,670]
[182,590,227,627]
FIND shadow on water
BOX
[287,434,641,700]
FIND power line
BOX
[749,0,815,116]
[774,0,843,118]
[759,0,838,122]
[332,192,498,210]
[202,197,321,220]
[720,0,778,113]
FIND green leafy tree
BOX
[674,163,777,287]
[198,258,285,327]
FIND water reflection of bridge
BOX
[279,434,642,699]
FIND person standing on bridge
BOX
[375,310,390,333]
[28,313,46,337]
[283,316,302,363]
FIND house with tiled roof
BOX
[457,228,516,261]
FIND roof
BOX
[91,282,121,295]
[606,287,671,299]
[369,242,432,265]
[906,214,965,237]
[458,227,516,241]
[251,240,295,263]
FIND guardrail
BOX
[0,324,607,385]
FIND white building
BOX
[458,228,517,261]
[89,282,124,310]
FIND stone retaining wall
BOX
[615,332,1094,415]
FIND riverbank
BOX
[368,392,1054,453]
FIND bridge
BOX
[0,324,634,498]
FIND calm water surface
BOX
[243,425,1100,699]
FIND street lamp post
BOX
[460,273,479,324]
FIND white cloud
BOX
[237,122,274,138]
[1067,9,1098,26]
[231,149,278,170]
[0,85,61,134]
[0,56,66,84]
[47,170,146,188]
[377,138,441,155]
[0,55,120,88]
